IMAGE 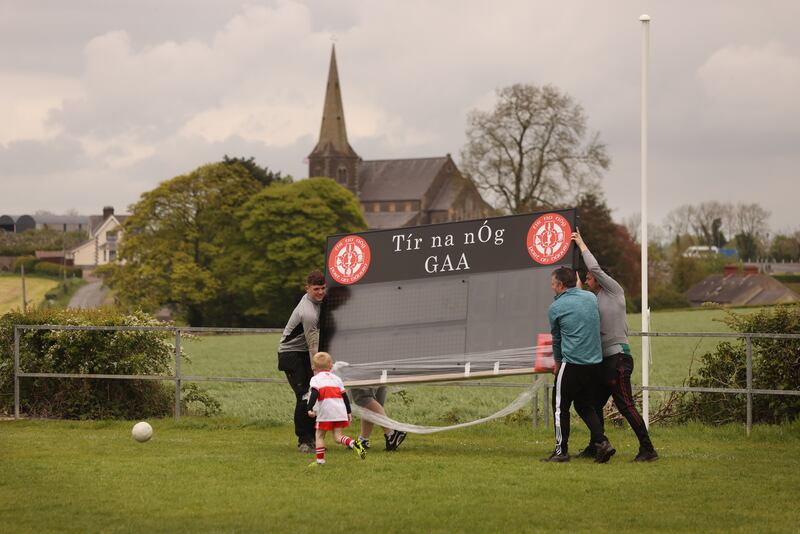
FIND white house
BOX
[69,207,128,269]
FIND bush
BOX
[774,274,800,284]
[0,229,87,257]
[33,261,82,278]
[649,286,690,310]
[13,256,38,273]
[678,305,800,424]
[1,308,177,419]
[670,254,728,292]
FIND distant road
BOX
[68,280,108,309]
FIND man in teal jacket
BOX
[543,266,615,463]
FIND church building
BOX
[308,47,493,229]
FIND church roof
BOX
[363,211,419,229]
[358,157,448,201]
[429,176,463,211]
[309,45,358,159]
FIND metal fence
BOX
[11,325,800,436]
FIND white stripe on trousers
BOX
[554,362,567,455]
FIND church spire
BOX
[308,45,360,192]
[316,45,351,152]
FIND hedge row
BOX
[13,256,82,278]
[679,305,800,424]
[0,308,175,418]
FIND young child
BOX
[306,352,366,466]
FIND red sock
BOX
[339,436,353,448]
[316,447,325,463]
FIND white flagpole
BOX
[640,14,651,428]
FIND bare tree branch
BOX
[460,84,609,214]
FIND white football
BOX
[132,421,153,442]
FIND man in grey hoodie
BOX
[278,270,326,453]
[573,229,658,462]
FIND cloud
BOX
[697,42,800,134]
[0,74,83,144]
[0,136,88,176]
[1,0,799,232]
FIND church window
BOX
[337,166,347,184]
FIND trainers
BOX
[298,442,314,454]
[385,430,407,451]
[575,447,597,459]
[634,449,659,462]
[594,440,616,464]
[307,461,324,468]
[352,439,367,460]
[356,437,370,450]
[393,431,407,450]
[540,450,570,463]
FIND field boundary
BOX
[11,324,800,436]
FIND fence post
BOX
[174,329,181,419]
[532,380,539,428]
[746,335,753,437]
[14,326,20,419]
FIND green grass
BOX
[0,273,60,314]
[1,419,799,532]
[626,306,750,388]
[5,306,798,531]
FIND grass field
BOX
[4,306,800,532]
[0,273,60,315]
[2,419,799,532]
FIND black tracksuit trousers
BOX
[278,351,316,445]
[592,353,654,453]
[552,361,607,456]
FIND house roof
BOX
[686,273,800,306]
[358,157,448,202]
[363,211,419,230]
[90,214,128,236]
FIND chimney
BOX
[103,206,114,220]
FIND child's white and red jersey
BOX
[308,371,348,422]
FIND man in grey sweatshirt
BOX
[278,270,326,453]
[573,229,658,462]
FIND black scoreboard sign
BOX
[320,209,577,385]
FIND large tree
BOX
[236,177,367,324]
[222,155,292,187]
[770,234,800,262]
[103,161,264,325]
[461,83,610,214]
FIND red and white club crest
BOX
[328,235,372,285]
[526,213,572,265]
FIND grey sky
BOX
[1,0,798,233]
